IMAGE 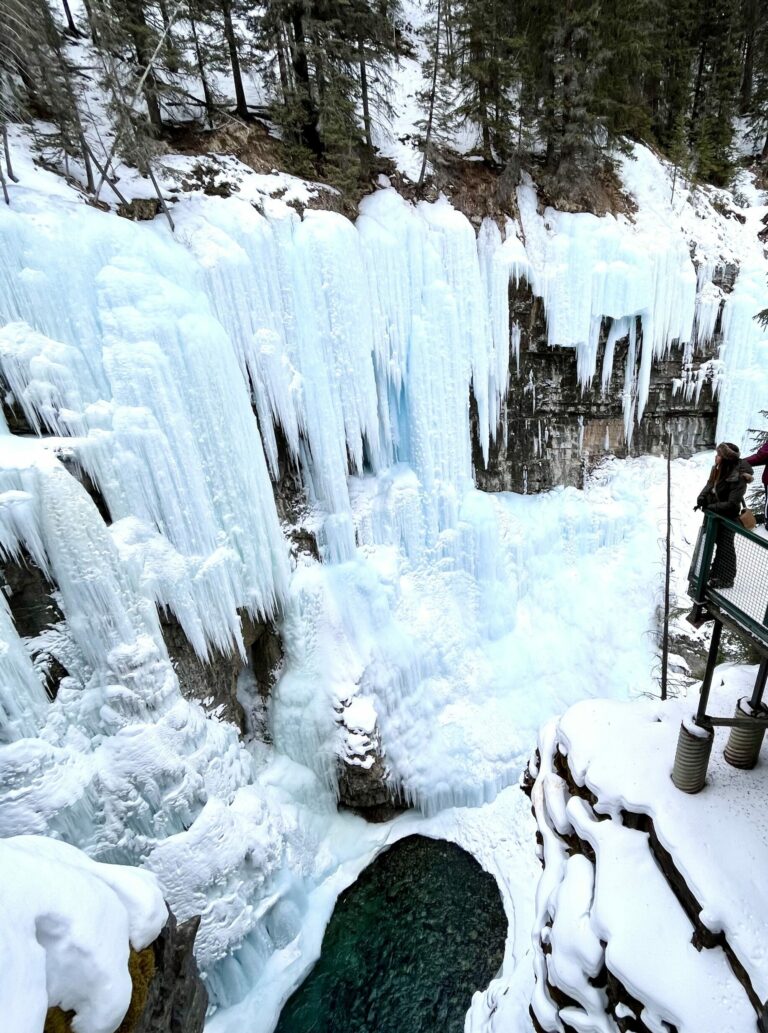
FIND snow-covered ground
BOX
[529,663,768,1032]
[0,836,167,1033]
[1,24,768,1032]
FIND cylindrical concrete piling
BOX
[724,697,766,770]
[671,719,714,793]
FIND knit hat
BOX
[716,441,740,460]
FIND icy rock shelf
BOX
[0,140,766,1027]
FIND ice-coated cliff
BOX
[0,135,766,1030]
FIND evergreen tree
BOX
[743,0,768,156]
[0,0,96,193]
[687,0,742,185]
[258,0,400,189]
[452,0,517,162]
[532,0,611,202]
[594,0,661,143]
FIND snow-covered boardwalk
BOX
[526,665,768,1033]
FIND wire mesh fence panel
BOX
[688,523,707,590]
[688,514,768,646]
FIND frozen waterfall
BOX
[0,141,766,1022]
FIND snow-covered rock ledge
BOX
[0,836,206,1033]
[523,664,768,1033]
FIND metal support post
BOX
[695,619,722,727]
[750,657,768,712]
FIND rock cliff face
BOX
[472,280,721,494]
[130,913,208,1033]
[162,610,283,735]
[0,553,68,699]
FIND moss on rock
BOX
[44,945,156,1033]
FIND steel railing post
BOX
[696,619,722,727]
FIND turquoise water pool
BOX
[275,835,506,1033]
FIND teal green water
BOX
[274,835,507,1033]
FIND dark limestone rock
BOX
[337,750,402,822]
[1,553,68,698]
[237,614,284,741]
[44,912,206,1033]
[1,555,63,640]
[472,280,720,495]
[133,913,207,1033]
[117,198,161,222]
[161,612,246,730]
[57,452,113,524]
[162,609,283,735]
[1,373,34,434]
[335,697,403,821]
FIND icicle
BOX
[601,316,629,393]
[622,320,638,444]
[516,176,696,395]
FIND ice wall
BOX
[517,175,698,432]
[0,200,290,660]
[715,206,768,448]
[0,141,766,1021]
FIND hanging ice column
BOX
[171,189,518,556]
[354,190,516,538]
[516,177,697,437]
[715,209,768,447]
[0,198,290,660]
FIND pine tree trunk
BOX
[275,25,291,100]
[190,16,215,126]
[468,26,491,161]
[127,1,163,129]
[289,7,322,154]
[148,162,174,231]
[84,142,128,204]
[82,0,97,42]
[690,40,708,132]
[158,0,171,30]
[157,0,179,73]
[443,0,454,63]
[739,0,758,114]
[2,126,18,184]
[359,41,373,153]
[417,0,442,192]
[220,0,249,120]
[0,149,9,205]
[61,0,78,35]
[79,132,95,192]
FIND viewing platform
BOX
[672,512,768,792]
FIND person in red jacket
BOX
[745,439,768,523]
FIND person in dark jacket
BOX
[745,439,768,523]
[695,442,754,588]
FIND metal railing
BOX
[688,511,768,651]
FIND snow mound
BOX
[0,835,167,1033]
[528,664,768,1032]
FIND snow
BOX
[530,665,768,1032]
[0,77,767,1033]
[0,834,166,1033]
